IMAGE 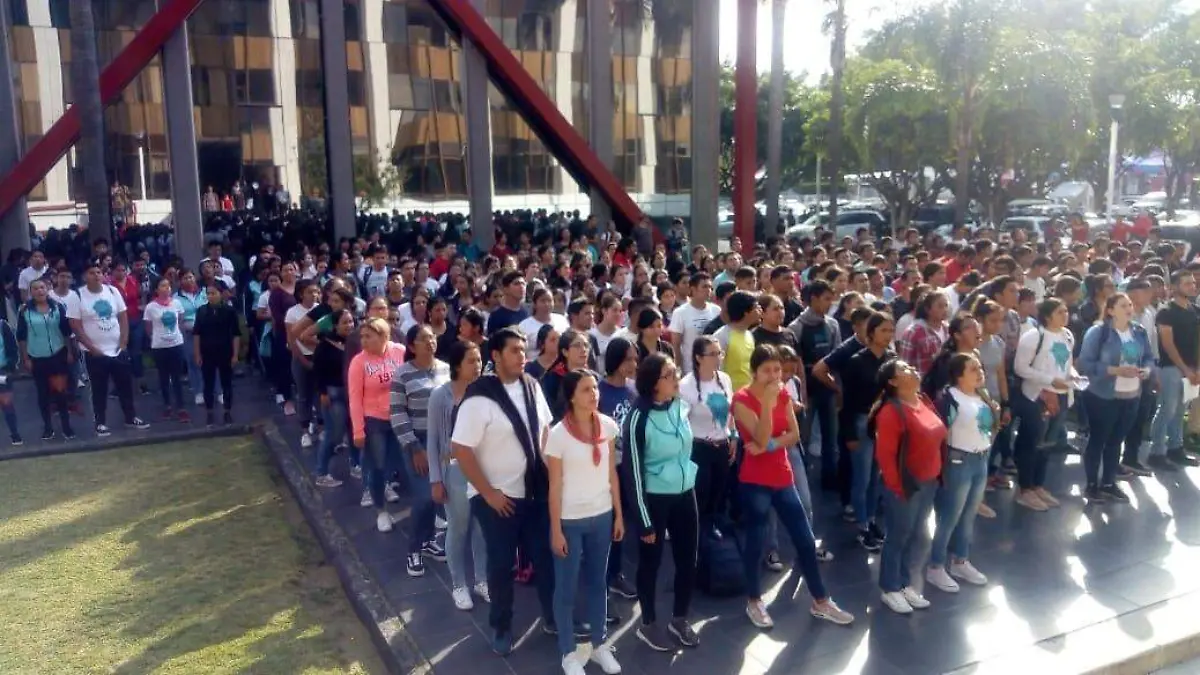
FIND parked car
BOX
[999,216,1052,243]
[785,209,890,241]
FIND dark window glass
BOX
[382,2,407,43]
[48,0,69,27]
[411,77,432,111]
[347,71,366,107]
[10,0,28,27]
[246,0,271,37]
[344,2,361,41]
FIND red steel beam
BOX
[0,0,207,220]
[733,0,758,254]
[425,0,644,230]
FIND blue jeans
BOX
[879,480,937,592]
[766,447,813,551]
[1011,390,1066,490]
[1083,392,1140,486]
[362,417,400,509]
[851,415,879,528]
[741,482,827,601]
[929,450,988,567]
[316,387,348,476]
[400,429,436,555]
[1150,366,1185,456]
[807,389,838,488]
[444,463,487,589]
[552,511,613,655]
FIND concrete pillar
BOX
[465,0,494,251]
[27,0,69,203]
[551,1,577,197]
[689,0,719,251]
[161,22,204,270]
[586,0,614,225]
[319,0,357,241]
[270,0,302,201]
[0,0,29,254]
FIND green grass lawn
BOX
[0,439,385,675]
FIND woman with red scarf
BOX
[546,368,625,675]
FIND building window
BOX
[235,70,276,106]
[48,0,69,28]
[382,2,407,43]
[10,0,28,27]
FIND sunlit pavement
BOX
[278,423,1200,675]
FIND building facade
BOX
[5,0,717,227]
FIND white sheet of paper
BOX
[1185,380,1199,404]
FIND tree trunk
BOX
[69,1,111,245]
[826,0,846,222]
[953,88,972,229]
[764,0,786,234]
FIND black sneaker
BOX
[1122,460,1154,477]
[668,618,699,647]
[40,430,55,442]
[1084,485,1107,504]
[223,410,233,425]
[421,539,447,562]
[841,505,856,523]
[62,426,75,441]
[95,423,111,437]
[10,433,22,446]
[541,619,558,636]
[1101,484,1130,503]
[491,629,514,656]
[764,550,784,572]
[857,528,883,553]
[126,417,150,430]
[606,607,621,625]
[139,383,152,396]
[636,622,674,652]
[1168,450,1199,467]
[206,411,216,429]
[405,552,425,577]
[868,521,886,541]
[608,574,637,600]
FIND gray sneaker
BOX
[668,618,699,647]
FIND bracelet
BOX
[766,439,778,453]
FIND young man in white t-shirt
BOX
[670,272,721,375]
[18,250,50,302]
[450,327,554,657]
[66,263,149,436]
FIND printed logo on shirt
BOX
[976,404,994,440]
[706,391,730,429]
[161,310,178,333]
[1120,339,1140,365]
[1051,341,1070,370]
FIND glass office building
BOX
[6,0,713,219]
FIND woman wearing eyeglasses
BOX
[546,369,624,675]
[680,335,733,541]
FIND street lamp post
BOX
[1106,94,1125,219]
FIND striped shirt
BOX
[389,359,451,453]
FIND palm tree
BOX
[764,0,787,232]
[69,0,111,244]
[825,0,847,221]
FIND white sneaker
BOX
[925,566,960,593]
[385,484,400,503]
[950,560,988,586]
[881,591,913,614]
[350,465,362,480]
[300,433,313,449]
[217,394,224,405]
[590,645,623,674]
[435,514,448,530]
[451,586,474,610]
[376,512,394,533]
[275,394,285,405]
[901,586,931,609]
[473,582,491,603]
[360,490,373,508]
[194,393,204,405]
[314,474,342,488]
[561,653,587,675]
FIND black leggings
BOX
[691,439,731,530]
[636,489,698,625]
[151,346,186,409]
[30,350,71,432]
[201,356,234,411]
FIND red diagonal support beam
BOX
[0,0,207,219]
[426,0,644,230]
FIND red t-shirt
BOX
[1110,220,1130,243]
[733,388,795,489]
[944,258,969,284]
[874,397,946,497]
[114,275,141,321]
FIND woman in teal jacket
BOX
[623,352,700,653]
[16,278,73,440]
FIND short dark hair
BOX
[487,327,525,361]
[802,279,834,303]
[726,290,758,323]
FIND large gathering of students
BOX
[8,208,1200,674]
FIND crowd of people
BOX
[6,205,1199,675]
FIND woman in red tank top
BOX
[731,344,854,630]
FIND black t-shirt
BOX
[486,304,530,335]
[1157,302,1200,369]
[752,326,798,353]
[840,347,896,436]
[783,298,804,327]
[312,335,347,390]
[193,303,240,360]
[702,316,725,336]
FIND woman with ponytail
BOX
[542,329,592,421]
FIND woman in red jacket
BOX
[870,358,947,615]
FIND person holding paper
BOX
[1149,271,1200,471]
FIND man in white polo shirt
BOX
[452,326,554,657]
[66,262,149,437]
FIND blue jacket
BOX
[1076,321,1157,399]
[622,398,696,535]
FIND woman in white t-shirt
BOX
[679,335,733,539]
[143,277,188,421]
[925,354,995,594]
[519,287,569,357]
[545,369,624,675]
[286,280,322,447]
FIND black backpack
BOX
[695,533,746,597]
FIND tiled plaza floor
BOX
[274,419,1200,675]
